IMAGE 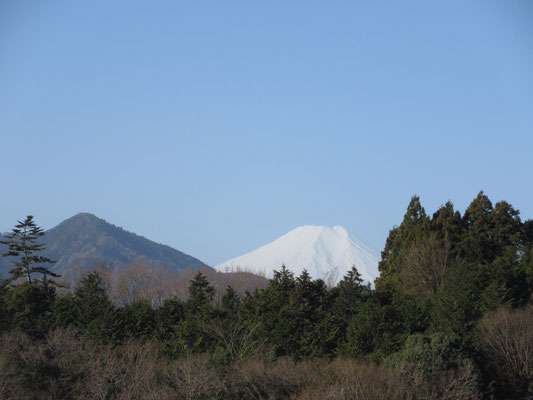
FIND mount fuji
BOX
[214,225,380,284]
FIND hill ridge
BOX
[0,213,208,277]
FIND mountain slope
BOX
[0,213,208,277]
[215,225,380,284]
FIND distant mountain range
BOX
[0,213,208,278]
[215,225,380,284]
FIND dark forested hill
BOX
[0,213,208,277]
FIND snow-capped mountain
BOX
[214,225,380,284]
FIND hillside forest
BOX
[0,191,532,399]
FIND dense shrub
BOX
[386,333,480,400]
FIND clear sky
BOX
[1,0,532,266]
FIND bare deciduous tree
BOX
[202,319,265,362]
[477,306,533,391]
[401,232,455,297]
[113,260,187,306]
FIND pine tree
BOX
[431,201,464,246]
[72,271,116,342]
[376,195,430,292]
[221,286,240,315]
[188,271,215,310]
[333,265,368,322]
[463,191,495,263]
[1,216,59,285]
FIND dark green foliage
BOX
[239,266,335,359]
[376,195,431,292]
[386,332,472,375]
[51,292,79,328]
[117,300,156,340]
[55,271,117,343]
[157,272,218,357]
[377,192,531,338]
[238,266,298,357]
[430,266,482,345]
[155,297,185,341]
[187,271,215,312]
[2,193,531,399]
[340,292,416,360]
[385,332,480,398]
[522,219,533,296]
[462,191,496,263]
[431,201,464,243]
[327,265,370,351]
[330,265,369,324]
[0,215,59,337]
[290,270,331,358]
[1,215,59,285]
[221,285,240,315]
[0,217,58,337]
[462,194,521,268]
[2,283,56,337]
[206,286,269,367]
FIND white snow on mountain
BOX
[214,225,380,285]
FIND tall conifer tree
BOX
[1,216,59,285]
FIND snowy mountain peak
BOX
[215,225,380,285]
[332,225,348,237]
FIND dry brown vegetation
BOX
[477,305,533,395]
[0,329,485,400]
[60,260,268,307]
[400,233,456,297]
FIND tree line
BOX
[0,191,532,399]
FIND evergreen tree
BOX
[187,271,215,312]
[3,283,56,337]
[385,331,476,397]
[460,193,528,311]
[270,264,296,294]
[208,287,253,365]
[340,292,405,360]
[155,297,187,356]
[400,233,454,298]
[1,216,59,285]
[331,265,369,327]
[431,201,464,248]
[118,299,156,340]
[376,195,430,292]
[462,191,495,264]
[521,219,533,296]
[73,272,116,342]
[161,272,217,356]
[490,200,522,251]
[155,297,185,341]
[243,265,297,357]
[291,270,330,358]
[221,286,240,315]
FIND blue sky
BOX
[1,0,532,266]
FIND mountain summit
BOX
[0,213,207,276]
[214,225,380,284]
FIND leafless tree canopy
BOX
[60,259,268,307]
[401,233,455,297]
[0,329,482,400]
[477,305,533,388]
